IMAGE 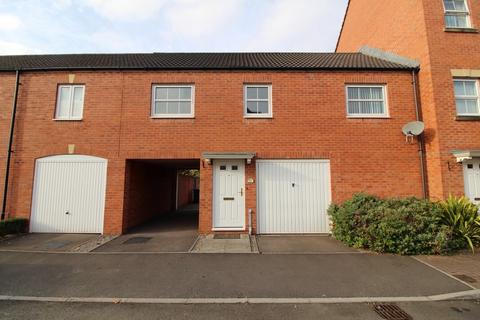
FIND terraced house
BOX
[0,0,477,236]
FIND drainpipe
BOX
[1,70,20,220]
[412,69,428,199]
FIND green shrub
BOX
[0,218,29,236]
[439,195,480,252]
[328,193,463,255]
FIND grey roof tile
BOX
[0,52,413,71]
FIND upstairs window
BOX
[346,85,388,118]
[55,85,85,120]
[454,79,479,115]
[152,85,194,118]
[244,85,272,118]
[443,0,471,28]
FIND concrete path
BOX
[1,300,479,320]
[0,251,471,299]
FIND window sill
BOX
[455,115,480,121]
[244,116,273,119]
[444,27,478,33]
[150,116,195,119]
[53,118,83,121]
[347,115,391,119]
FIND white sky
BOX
[0,0,349,55]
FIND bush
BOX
[328,193,464,255]
[439,195,480,252]
[0,218,29,236]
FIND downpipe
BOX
[1,70,20,220]
[412,69,428,199]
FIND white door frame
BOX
[212,159,246,231]
[463,158,480,205]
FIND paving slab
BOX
[256,235,358,253]
[416,252,480,289]
[191,234,254,253]
[0,234,99,252]
[0,251,471,298]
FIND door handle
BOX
[240,188,244,196]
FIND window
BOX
[346,85,388,117]
[443,0,471,28]
[152,85,194,118]
[55,85,85,120]
[454,79,479,115]
[244,85,272,118]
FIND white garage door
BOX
[30,155,107,233]
[257,160,331,234]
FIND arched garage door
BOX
[30,155,107,233]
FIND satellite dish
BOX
[402,121,425,136]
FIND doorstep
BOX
[190,234,258,253]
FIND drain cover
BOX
[453,274,477,283]
[123,237,152,244]
[373,304,412,320]
[213,234,240,239]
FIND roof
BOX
[0,52,414,72]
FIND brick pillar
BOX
[245,159,257,234]
[103,158,126,235]
[198,159,212,234]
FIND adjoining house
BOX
[337,0,480,206]
[1,0,477,236]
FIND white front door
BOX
[464,159,480,206]
[213,160,245,230]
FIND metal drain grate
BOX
[213,234,240,239]
[122,237,152,244]
[373,304,413,320]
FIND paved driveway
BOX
[0,234,99,252]
[94,210,198,253]
[256,235,358,253]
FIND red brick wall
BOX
[337,0,480,200]
[177,173,196,209]
[123,161,176,231]
[0,70,422,234]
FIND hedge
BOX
[328,193,465,255]
[0,218,29,236]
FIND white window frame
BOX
[345,84,389,118]
[454,79,480,116]
[151,84,195,119]
[54,85,85,121]
[244,84,273,118]
[443,0,472,29]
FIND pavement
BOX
[0,300,479,320]
[416,252,480,289]
[0,251,471,298]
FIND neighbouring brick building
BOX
[1,0,477,236]
[337,0,480,204]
